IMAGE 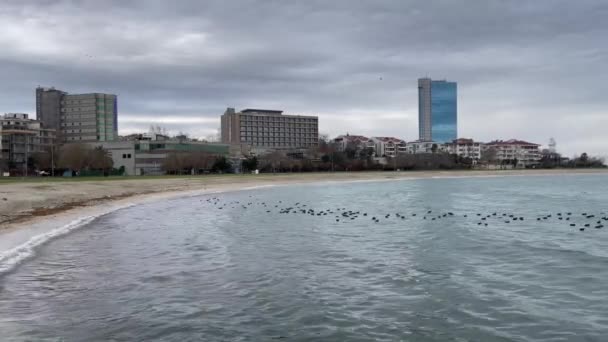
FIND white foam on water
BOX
[241,184,278,190]
[0,185,280,275]
[0,202,136,274]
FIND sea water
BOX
[0,174,607,341]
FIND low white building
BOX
[88,138,231,175]
[332,134,375,153]
[406,141,446,154]
[332,134,376,158]
[371,137,407,157]
[483,139,541,168]
[444,138,482,161]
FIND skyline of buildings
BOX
[0,79,591,174]
[25,81,548,155]
[418,78,458,143]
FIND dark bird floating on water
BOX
[202,197,605,233]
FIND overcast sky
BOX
[1,0,607,157]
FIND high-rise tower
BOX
[418,78,457,142]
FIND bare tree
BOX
[203,129,220,143]
[396,154,416,170]
[149,125,169,136]
[162,152,184,174]
[318,133,329,144]
[57,144,90,172]
[431,143,438,154]
[161,151,216,174]
[87,146,113,171]
[190,151,214,172]
[260,151,287,173]
[480,147,497,164]
[31,151,52,170]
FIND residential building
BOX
[406,141,445,154]
[418,78,457,142]
[371,137,407,158]
[445,138,482,161]
[483,139,541,168]
[36,86,118,143]
[61,93,117,142]
[221,108,318,149]
[36,87,66,133]
[0,113,56,173]
[332,134,375,153]
[90,137,230,176]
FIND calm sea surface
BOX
[1,174,608,341]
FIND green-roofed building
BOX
[88,137,231,175]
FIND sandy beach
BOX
[1,169,607,230]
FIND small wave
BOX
[241,184,278,190]
[0,203,136,274]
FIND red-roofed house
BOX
[371,137,407,157]
[445,138,482,161]
[332,134,375,153]
[483,139,541,167]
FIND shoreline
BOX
[1,169,607,232]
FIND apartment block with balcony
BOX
[61,93,117,142]
[221,108,318,150]
[444,138,482,161]
[36,87,118,143]
[406,141,447,154]
[0,113,56,174]
[332,134,376,153]
[36,87,66,133]
[371,137,407,158]
[483,139,541,167]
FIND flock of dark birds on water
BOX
[203,196,607,232]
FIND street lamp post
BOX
[23,135,29,177]
[51,143,55,177]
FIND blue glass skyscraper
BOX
[418,78,457,142]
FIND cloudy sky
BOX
[1,0,607,157]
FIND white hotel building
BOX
[332,134,376,153]
[483,139,541,167]
[444,138,483,161]
[371,137,407,158]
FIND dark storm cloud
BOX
[1,0,607,155]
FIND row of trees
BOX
[539,151,605,168]
[30,144,115,174]
[245,139,605,174]
[311,137,477,171]
[161,152,232,174]
[18,137,604,177]
[242,140,475,173]
[569,153,605,168]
